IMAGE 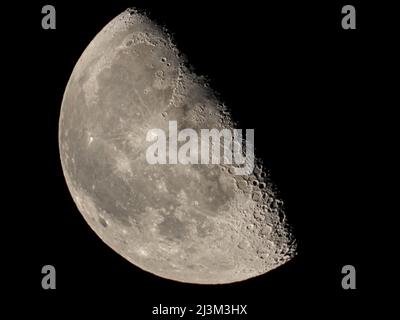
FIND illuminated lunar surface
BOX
[59,9,296,284]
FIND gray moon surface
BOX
[59,9,296,284]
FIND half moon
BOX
[58,8,296,284]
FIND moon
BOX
[59,8,296,284]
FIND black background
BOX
[5,0,395,317]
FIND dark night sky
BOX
[4,0,395,317]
